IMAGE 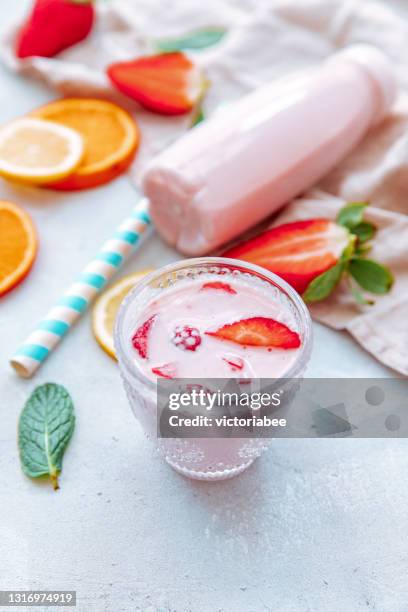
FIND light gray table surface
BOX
[1,2,408,611]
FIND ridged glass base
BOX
[165,456,255,481]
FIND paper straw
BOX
[10,197,151,378]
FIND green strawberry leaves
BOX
[337,201,376,244]
[303,202,393,305]
[349,259,394,294]
[337,202,376,247]
[18,383,75,491]
[337,202,367,228]
[352,221,376,244]
[156,28,227,52]
[303,261,345,303]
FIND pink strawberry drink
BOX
[115,259,312,480]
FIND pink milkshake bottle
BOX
[142,45,396,255]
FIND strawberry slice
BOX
[201,281,237,294]
[223,219,350,294]
[223,356,244,371]
[152,363,177,379]
[131,315,156,359]
[206,317,301,349]
[107,52,205,116]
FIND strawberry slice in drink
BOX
[222,356,244,371]
[201,281,237,294]
[151,363,177,379]
[206,317,301,349]
[223,219,351,294]
[107,52,205,116]
[131,314,156,359]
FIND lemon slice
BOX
[92,270,153,359]
[0,118,84,184]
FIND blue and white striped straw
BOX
[10,198,151,378]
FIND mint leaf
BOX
[157,28,227,52]
[337,202,368,229]
[18,383,75,490]
[303,261,345,303]
[352,221,376,244]
[349,259,394,295]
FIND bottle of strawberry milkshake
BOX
[115,258,312,481]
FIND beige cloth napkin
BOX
[1,0,408,374]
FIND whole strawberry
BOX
[16,0,94,59]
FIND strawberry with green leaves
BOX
[224,202,393,305]
[16,0,94,59]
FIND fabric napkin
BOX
[1,0,408,374]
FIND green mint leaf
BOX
[157,28,227,52]
[303,261,345,303]
[349,258,394,295]
[18,383,75,491]
[352,221,376,244]
[337,202,368,229]
[191,106,205,127]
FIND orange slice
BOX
[31,99,140,191]
[0,201,37,296]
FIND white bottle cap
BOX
[329,44,397,122]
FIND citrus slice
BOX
[32,99,140,190]
[0,200,38,296]
[92,270,152,358]
[0,118,84,185]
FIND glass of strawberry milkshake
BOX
[115,258,312,480]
